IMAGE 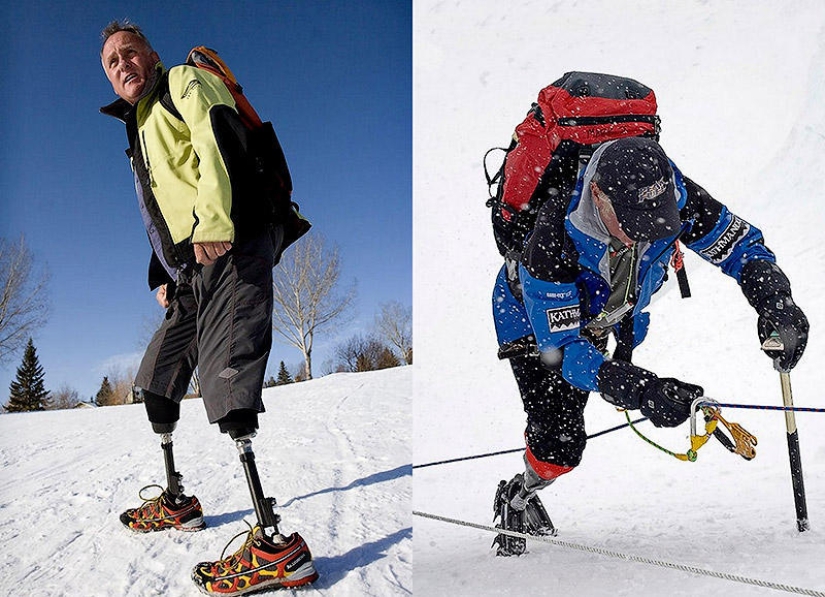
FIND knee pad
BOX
[525,445,575,482]
[139,388,180,434]
[218,409,259,439]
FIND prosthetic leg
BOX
[120,389,205,532]
[142,389,187,501]
[219,410,283,540]
[160,431,184,499]
[233,433,282,539]
[191,409,320,591]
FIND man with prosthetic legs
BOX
[491,137,809,555]
[100,21,318,592]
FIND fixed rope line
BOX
[415,403,825,471]
[413,417,649,470]
[698,402,825,414]
[413,510,825,597]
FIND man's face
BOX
[591,182,635,247]
[101,31,159,105]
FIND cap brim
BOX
[613,194,682,241]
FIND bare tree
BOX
[333,334,400,373]
[271,233,355,379]
[0,237,49,365]
[106,364,138,405]
[94,364,138,407]
[375,301,412,364]
[48,384,82,410]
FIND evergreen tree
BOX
[275,361,293,385]
[95,376,114,407]
[5,338,50,412]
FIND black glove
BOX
[740,260,809,372]
[597,360,703,428]
[639,378,703,428]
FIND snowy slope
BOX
[0,367,411,597]
[413,1,825,596]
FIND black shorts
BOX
[135,232,276,423]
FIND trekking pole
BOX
[762,336,809,532]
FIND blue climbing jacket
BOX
[493,141,776,392]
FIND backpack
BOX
[485,71,690,299]
[485,71,660,259]
[160,46,310,264]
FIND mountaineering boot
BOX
[492,471,557,556]
[524,492,556,537]
[192,524,318,595]
[492,474,528,556]
[120,484,206,532]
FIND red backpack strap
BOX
[671,239,692,298]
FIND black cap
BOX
[593,137,681,241]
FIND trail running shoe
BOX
[192,525,318,595]
[120,484,206,533]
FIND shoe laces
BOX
[214,521,259,575]
[134,484,167,517]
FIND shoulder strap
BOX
[157,70,183,122]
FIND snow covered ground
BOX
[413,1,825,596]
[0,367,411,597]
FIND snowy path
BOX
[0,367,411,597]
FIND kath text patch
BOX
[545,305,580,333]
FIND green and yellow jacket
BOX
[102,62,270,288]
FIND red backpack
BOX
[486,72,660,258]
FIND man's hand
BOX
[194,241,232,266]
[597,360,703,428]
[639,378,703,428]
[740,260,809,373]
[156,284,170,309]
[757,299,808,372]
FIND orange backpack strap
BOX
[186,46,263,129]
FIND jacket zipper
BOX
[140,130,156,187]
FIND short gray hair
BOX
[100,20,154,54]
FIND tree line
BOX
[2,233,411,412]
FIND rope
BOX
[413,510,825,597]
[413,417,649,470]
[624,410,696,461]
[700,402,825,414]
[415,403,825,471]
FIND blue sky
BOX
[0,1,411,401]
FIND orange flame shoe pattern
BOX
[120,486,206,533]
[192,526,318,595]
